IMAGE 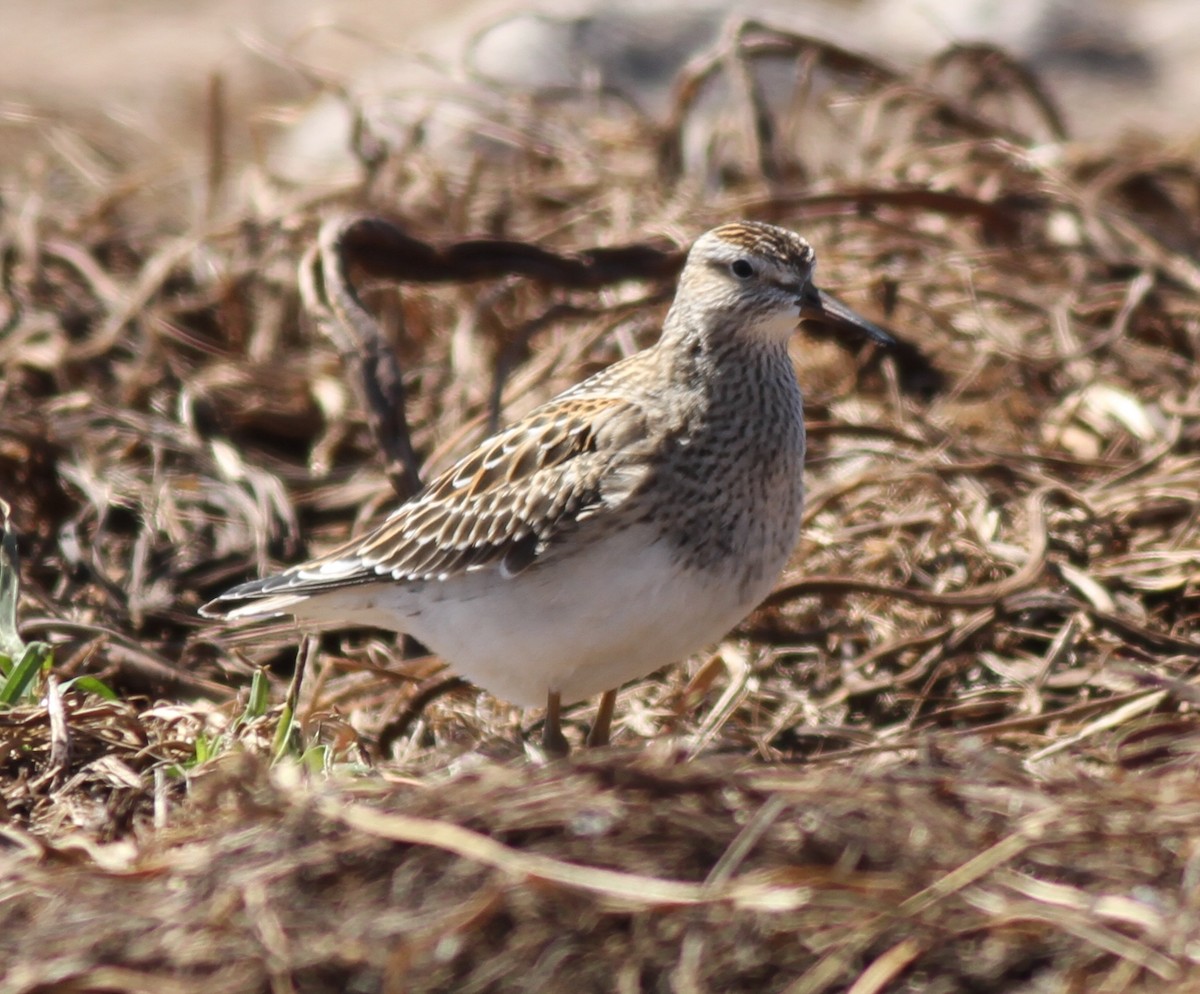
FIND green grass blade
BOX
[0,642,52,705]
[271,700,296,760]
[193,733,212,765]
[0,499,26,660]
[301,744,330,775]
[61,675,119,701]
[245,667,269,720]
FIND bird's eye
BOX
[730,259,754,279]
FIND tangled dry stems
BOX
[2,28,1200,992]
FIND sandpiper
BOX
[201,221,893,753]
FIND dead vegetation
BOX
[2,26,1200,993]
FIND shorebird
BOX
[201,221,893,753]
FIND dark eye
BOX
[730,259,754,279]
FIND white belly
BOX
[289,523,783,706]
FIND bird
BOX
[201,221,894,754]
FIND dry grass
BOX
[2,27,1200,993]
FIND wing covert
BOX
[271,390,658,594]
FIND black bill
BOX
[799,287,895,347]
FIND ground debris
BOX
[4,745,1200,993]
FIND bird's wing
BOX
[202,390,659,613]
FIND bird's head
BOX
[675,221,895,349]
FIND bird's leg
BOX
[586,689,617,748]
[542,690,570,756]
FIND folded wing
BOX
[201,389,658,619]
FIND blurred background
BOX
[4,0,1199,179]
